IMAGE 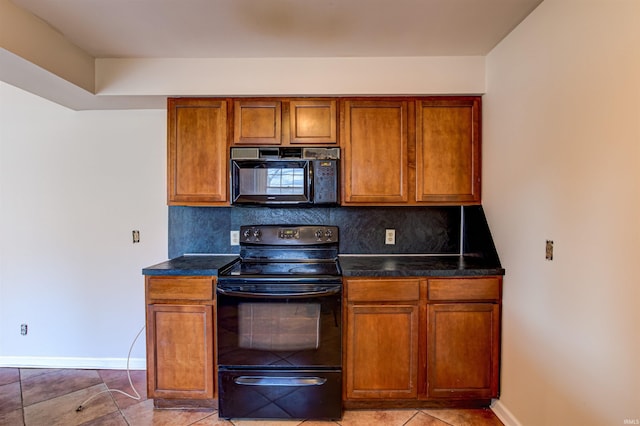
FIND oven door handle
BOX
[216,287,340,299]
[234,376,327,387]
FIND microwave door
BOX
[231,160,311,205]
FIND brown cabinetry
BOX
[233,99,337,146]
[344,278,420,400]
[167,96,479,206]
[423,277,501,400]
[344,275,501,407]
[167,98,229,206]
[341,97,481,206]
[416,98,481,203]
[341,100,410,204]
[145,276,216,408]
[289,99,337,144]
[233,100,282,145]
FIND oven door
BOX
[231,159,311,205]
[216,283,341,369]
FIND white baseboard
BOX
[491,399,523,426]
[0,356,146,370]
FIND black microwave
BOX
[230,147,340,206]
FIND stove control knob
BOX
[315,229,324,240]
[253,229,262,239]
[324,229,333,239]
[242,229,252,239]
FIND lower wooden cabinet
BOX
[344,276,502,407]
[423,277,501,400]
[344,278,420,400]
[346,303,419,399]
[145,276,216,407]
[143,274,501,408]
[425,303,500,399]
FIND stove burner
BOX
[288,265,332,274]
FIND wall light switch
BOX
[230,230,240,246]
[132,230,140,244]
[385,229,396,245]
[546,240,554,260]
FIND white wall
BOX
[0,82,167,368]
[484,0,640,424]
[95,56,485,97]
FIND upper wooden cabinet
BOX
[167,96,481,206]
[167,98,229,206]
[341,96,481,206]
[416,97,481,204]
[233,100,282,145]
[233,99,337,146]
[341,100,410,204]
[289,99,337,144]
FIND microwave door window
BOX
[238,168,305,195]
[267,169,304,195]
[239,168,268,195]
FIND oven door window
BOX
[238,303,320,351]
[217,293,341,368]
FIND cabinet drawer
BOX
[146,276,214,301]
[347,279,420,302]
[427,277,500,302]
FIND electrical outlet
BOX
[21,324,28,336]
[230,230,240,246]
[546,240,554,260]
[132,230,140,244]
[385,229,396,245]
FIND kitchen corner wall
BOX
[169,206,464,257]
[484,1,640,425]
[0,82,167,368]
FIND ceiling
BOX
[11,0,543,58]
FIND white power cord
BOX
[75,325,145,412]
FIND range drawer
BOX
[146,276,215,302]
[346,278,420,302]
[427,277,501,302]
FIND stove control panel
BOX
[239,225,339,245]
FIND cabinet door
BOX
[416,97,481,204]
[167,98,228,205]
[233,100,282,145]
[289,100,337,144]
[426,303,499,399]
[342,100,409,204]
[346,303,419,399]
[146,304,215,400]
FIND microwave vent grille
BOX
[231,148,260,159]
[303,148,340,159]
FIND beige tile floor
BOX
[0,368,504,426]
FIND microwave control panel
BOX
[312,160,339,204]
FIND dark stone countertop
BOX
[338,254,505,277]
[142,255,239,276]
[142,254,504,278]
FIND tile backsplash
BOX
[168,206,465,258]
